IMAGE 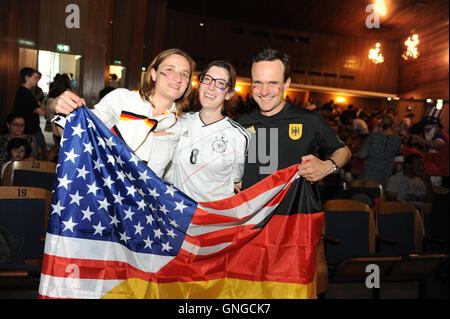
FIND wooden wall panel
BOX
[127,0,148,90]
[0,0,40,133]
[110,0,148,90]
[111,0,134,66]
[80,0,114,106]
[38,0,113,105]
[163,10,400,94]
[38,0,89,55]
[144,0,167,67]
[397,1,449,100]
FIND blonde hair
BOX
[139,48,196,114]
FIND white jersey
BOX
[53,89,179,178]
[165,112,251,202]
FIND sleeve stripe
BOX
[227,119,251,154]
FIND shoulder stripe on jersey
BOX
[227,118,251,154]
[111,125,125,142]
[120,110,148,120]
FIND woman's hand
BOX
[53,90,86,115]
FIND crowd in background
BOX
[1,67,449,212]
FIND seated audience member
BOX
[0,138,33,179]
[399,113,415,136]
[358,115,401,189]
[367,111,381,132]
[386,153,433,209]
[0,113,38,164]
[352,111,369,138]
[410,111,449,188]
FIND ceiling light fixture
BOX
[402,2,423,60]
[374,0,387,16]
[402,34,419,60]
[369,42,384,64]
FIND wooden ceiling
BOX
[166,0,447,40]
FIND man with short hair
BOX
[386,153,433,208]
[237,48,351,189]
[13,67,47,154]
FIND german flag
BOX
[101,173,323,299]
[117,111,158,129]
[111,111,158,140]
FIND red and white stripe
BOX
[427,107,442,119]
[39,164,300,299]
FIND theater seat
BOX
[0,186,51,270]
[376,201,424,254]
[1,160,57,191]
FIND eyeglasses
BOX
[200,75,229,90]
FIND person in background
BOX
[351,111,369,138]
[410,108,449,188]
[358,115,402,189]
[304,97,317,111]
[13,67,47,155]
[386,153,433,209]
[1,138,33,179]
[69,73,76,90]
[0,113,38,164]
[31,72,45,108]
[44,73,73,146]
[109,74,120,88]
[399,113,415,136]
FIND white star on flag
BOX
[71,124,86,138]
[58,174,72,190]
[51,201,65,216]
[64,148,79,163]
[62,217,78,232]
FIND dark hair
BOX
[251,48,290,81]
[19,67,37,84]
[320,103,333,113]
[48,73,72,98]
[99,87,116,100]
[6,113,26,125]
[6,138,31,159]
[198,60,237,116]
[380,115,394,131]
[404,153,423,169]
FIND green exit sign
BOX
[113,60,122,65]
[56,44,71,53]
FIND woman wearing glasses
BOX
[50,48,196,178]
[164,61,251,201]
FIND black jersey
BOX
[237,103,346,189]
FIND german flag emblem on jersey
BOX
[289,124,302,140]
[119,111,158,129]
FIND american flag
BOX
[39,106,306,299]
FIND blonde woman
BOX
[50,48,196,178]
